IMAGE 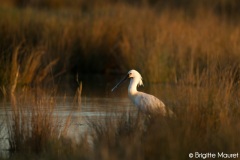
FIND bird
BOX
[111,69,173,116]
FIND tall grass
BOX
[1,85,92,159]
[1,2,240,86]
[0,1,240,159]
[87,68,240,160]
[0,67,239,159]
[5,89,70,154]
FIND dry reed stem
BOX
[21,51,44,84]
[5,88,73,154]
[10,47,20,109]
[36,58,59,83]
[73,74,82,108]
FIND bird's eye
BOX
[128,73,132,78]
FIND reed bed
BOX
[3,89,70,155]
[86,68,240,160]
[1,1,240,86]
[0,68,239,159]
[0,0,240,159]
[0,85,93,160]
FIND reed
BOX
[5,89,69,154]
[87,112,145,160]
[1,5,240,86]
[86,68,240,160]
[1,67,240,159]
[2,85,94,160]
[0,1,240,159]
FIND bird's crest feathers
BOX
[128,69,144,87]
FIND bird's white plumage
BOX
[131,91,167,115]
[112,69,173,116]
[127,70,167,115]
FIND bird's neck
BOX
[128,78,138,96]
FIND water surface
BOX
[0,96,136,156]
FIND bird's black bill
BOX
[111,74,128,92]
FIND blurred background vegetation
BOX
[0,0,240,92]
[0,1,240,159]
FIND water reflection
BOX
[0,82,171,157]
[56,97,136,136]
[56,97,135,116]
[0,96,136,156]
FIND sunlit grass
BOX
[86,68,240,160]
[0,85,93,160]
[1,4,240,86]
[4,89,69,154]
[0,1,240,159]
[0,68,240,159]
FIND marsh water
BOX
[0,84,138,157]
[56,96,137,137]
[0,80,171,158]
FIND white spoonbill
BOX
[112,69,173,116]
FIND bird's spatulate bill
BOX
[111,74,128,92]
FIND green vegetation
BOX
[0,0,240,159]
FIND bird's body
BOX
[129,91,167,115]
[112,69,173,116]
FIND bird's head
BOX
[127,70,143,87]
[111,69,143,92]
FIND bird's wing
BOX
[136,92,167,115]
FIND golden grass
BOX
[0,4,240,85]
[0,4,240,84]
[2,84,92,160]
[0,68,239,159]
[86,68,240,160]
[5,89,71,154]
[0,1,240,159]
[76,65,239,160]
